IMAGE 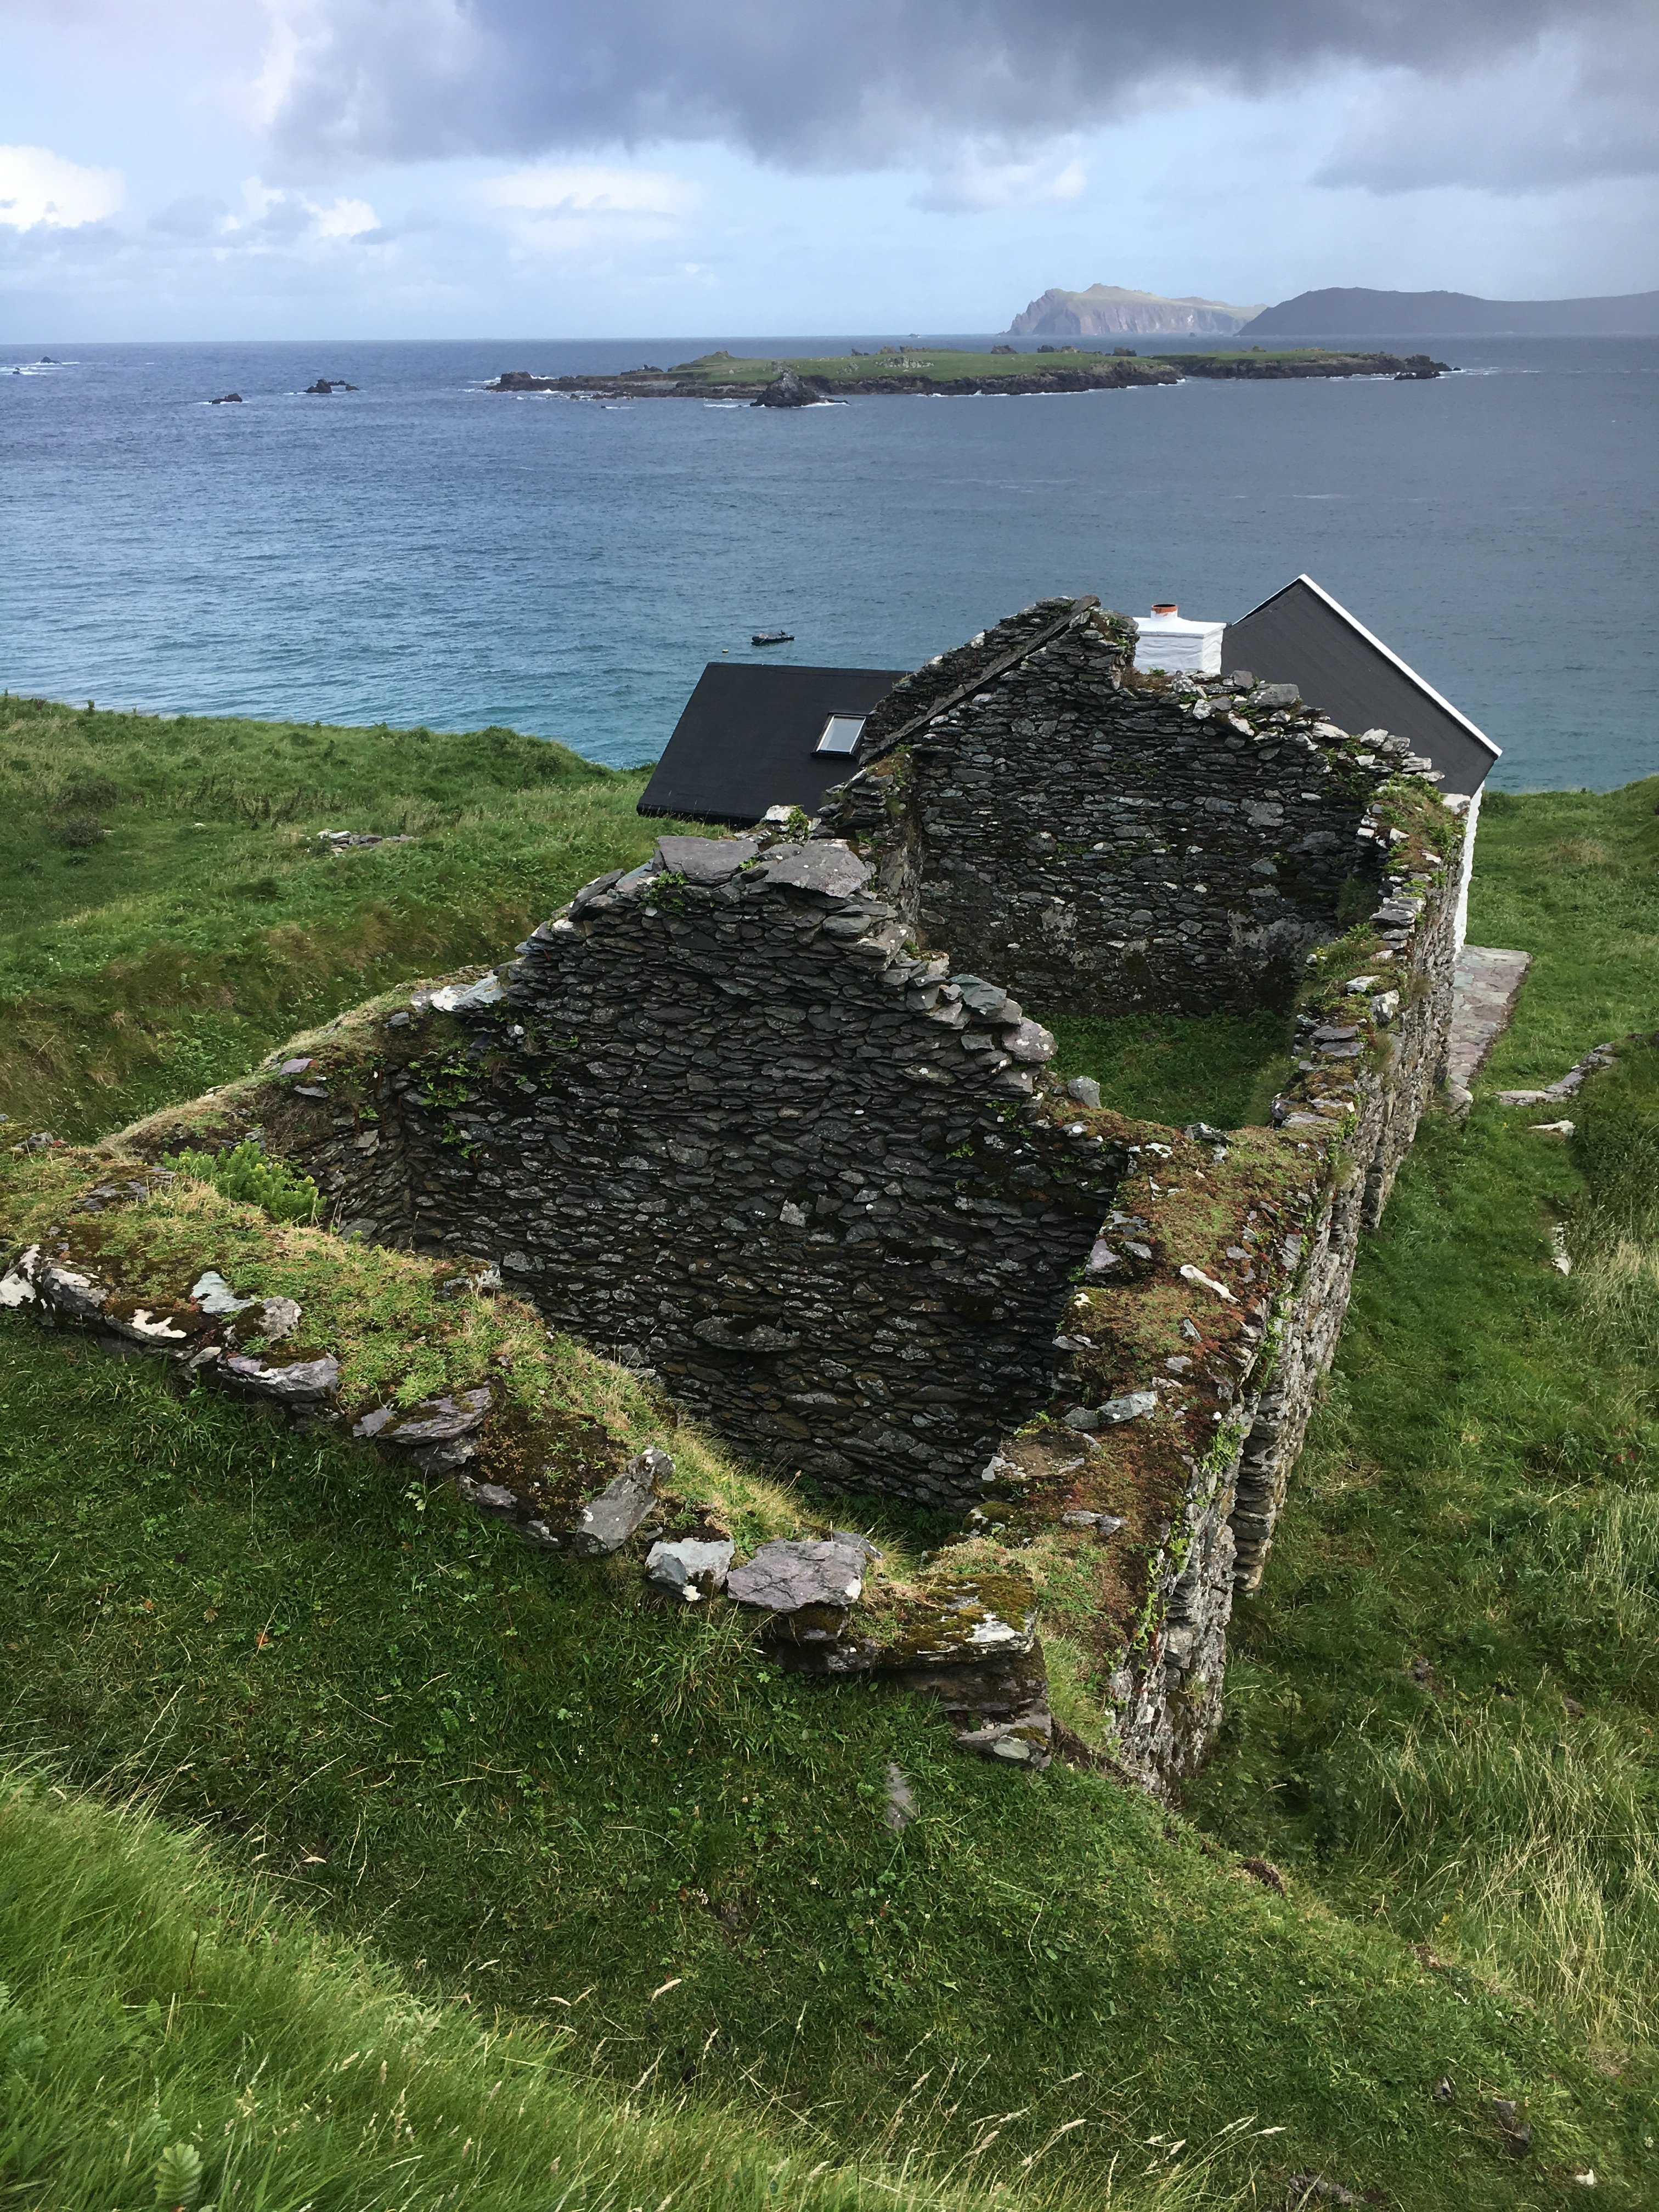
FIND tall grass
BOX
[0,698,686,1137]
[0,1772,1259,2212]
[1333,1707,1659,2051]
[1191,791,1659,2121]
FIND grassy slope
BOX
[2,715,1657,2202]
[0,695,675,1139]
[0,1333,1623,2209]
[1189,777,1659,2159]
[2,1771,1238,2212]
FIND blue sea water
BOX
[2,333,1654,790]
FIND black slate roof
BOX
[1221,575,1500,794]
[636,662,907,826]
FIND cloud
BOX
[915,149,1088,213]
[249,0,1658,196]
[0,143,123,228]
[1319,24,1659,193]
[475,162,698,250]
[233,179,386,244]
[149,194,229,239]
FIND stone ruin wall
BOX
[1093,853,1463,1788]
[828,604,1396,1018]
[262,833,1125,1513]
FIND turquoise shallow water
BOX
[2,333,1654,789]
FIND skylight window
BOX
[815,714,866,756]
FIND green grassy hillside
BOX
[0,1770,1245,2212]
[0,694,674,1138]
[2,706,1657,2205]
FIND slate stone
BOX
[261,1291,303,1336]
[190,1269,253,1316]
[727,1532,877,1612]
[224,1352,341,1401]
[381,1386,492,1443]
[1000,1018,1056,1063]
[645,1536,735,1598]
[569,868,624,915]
[572,1444,672,1557]
[755,843,871,898]
[38,1264,106,1319]
[1100,1390,1157,1423]
[954,975,1008,1018]
[457,1475,518,1514]
[1066,1076,1102,1108]
[654,836,761,885]
[430,973,505,1013]
[692,1316,801,1353]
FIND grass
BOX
[657,349,1352,388]
[0,1324,1630,2207]
[0,694,678,1139]
[1043,1006,1295,1130]
[1187,778,1659,2167]
[0,1770,1265,2212]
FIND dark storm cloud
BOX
[262,0,1658,187]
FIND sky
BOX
[3,0,1658,340]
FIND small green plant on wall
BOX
[162,1139,321,1224]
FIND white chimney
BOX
[1133,602,1224,676]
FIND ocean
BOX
[2,334,1654,791]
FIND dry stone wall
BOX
[987,827,1465,1791]
[828,603,1405,1019]
[247,834,1125,1511]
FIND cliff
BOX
[1007,283,1264,337]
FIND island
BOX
[485,345,1452,401]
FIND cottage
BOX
[639,575,1498,837]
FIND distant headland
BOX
[1007,284,1265,337]
[486,345,1449,403]
[1242,285,1659,337]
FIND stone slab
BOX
[755,843,871,898]
[727,1532,877,1612]
[1448,945,1531,1090]
[654,835,760,885]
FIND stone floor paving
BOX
[1447,944,1532,1092]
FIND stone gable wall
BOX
[826,606,1397,1020]
[251,836,1125,1511]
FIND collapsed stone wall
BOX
[234,834,1124,1512]
[988,827,1465,1790]
[827,602,1408,1019]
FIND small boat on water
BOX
[751,629,794,646]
